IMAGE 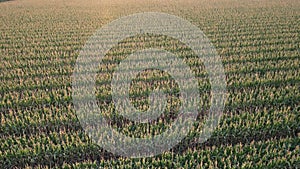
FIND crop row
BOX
[0,33,297,57]
[1,49,298,88]
[1,77,299,117]
[1,16,297,43]
[1,99,298,153]
[1,134,298,168]
[1,54,299,88]
[1,73,299,113]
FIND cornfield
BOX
[0,0,299,168]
